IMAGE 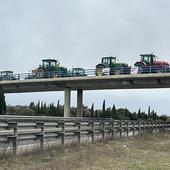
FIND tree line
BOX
[6,100,167,121]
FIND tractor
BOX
[134,53,169,73]
[32,59,68,78]
[67,68,86,77]
[0,71,18,81]
[95,56,130,76]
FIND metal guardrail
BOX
[0,116,169,156]
[0,65,170,81]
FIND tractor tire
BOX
[36,68,45,78]
[95,64,105,76]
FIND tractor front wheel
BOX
[95,64,105,76]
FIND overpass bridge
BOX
[1,73,170,117]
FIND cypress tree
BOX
[57,100,60,111]
[102,100,106,112]
[43,102,47,115]
[148,106,151,119]
[137,108,142,119]
[95,110,98,118]
[40,101,44,115]
[111,104,116,119]
[90,103,94,118]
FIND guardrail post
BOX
[154,121,157,133]
[101,121,106,141]
[91,121,95,142]
[36,122,45,153]
[157,121,159,132]
[151,121,154,133]
[119,121,122,138]
[158,121,161,132]
[132,121,135,137]
[58,122,65,147]
[147,121,151,133]
[164,122,166,132]
[127,121,129,137]
[88,121,95,142]
[165,122,167,131]
[162,122,165,132]
[155,121,157,133]
[75,122,81,145]
[159,121,161,132]
[138,121,140,135]
[143,121,145,133]
[7,122,18,156]
[161,122,163,132]
[168,122,170,131]
[166,122,169,131]
[111,120,115,139]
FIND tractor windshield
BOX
[102,57,116,65]
[141,55,156,63]
[1,71,13,76]
[42,60,56,68]
[43,61,50,68]
[51,61,56,67]
[102,58,110,65]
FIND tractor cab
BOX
[1,71,13,76]
[42,59,59,71]
[101,57,117,67]
[140,54,156,66]
[0,71,16,80]
[72,68,86,76]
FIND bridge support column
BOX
[64,88,71,117]
[77,89,83,117]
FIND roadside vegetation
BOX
[0,132,170,170]
[6,100,168,121]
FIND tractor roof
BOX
[0,71,13,73]
[102,56,116,59]
[73,67,84,70]
[140,53,156,57]
[42,59,57,62]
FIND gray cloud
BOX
[1,0,170,115]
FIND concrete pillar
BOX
[64,88,71,117]
[77,89,83,117]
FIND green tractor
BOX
[95,56,130,76]
[32,59,67,78]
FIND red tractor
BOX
[134,53,169,73]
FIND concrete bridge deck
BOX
[1,73,170,93]
[1,73,170,117]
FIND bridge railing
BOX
[0,116,169,156]
[1,65,170,81]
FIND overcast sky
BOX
[1,0,170,115]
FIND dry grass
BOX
[0,132,170,170]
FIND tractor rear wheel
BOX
[36,68,45,78]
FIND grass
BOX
[0,132,170,170]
